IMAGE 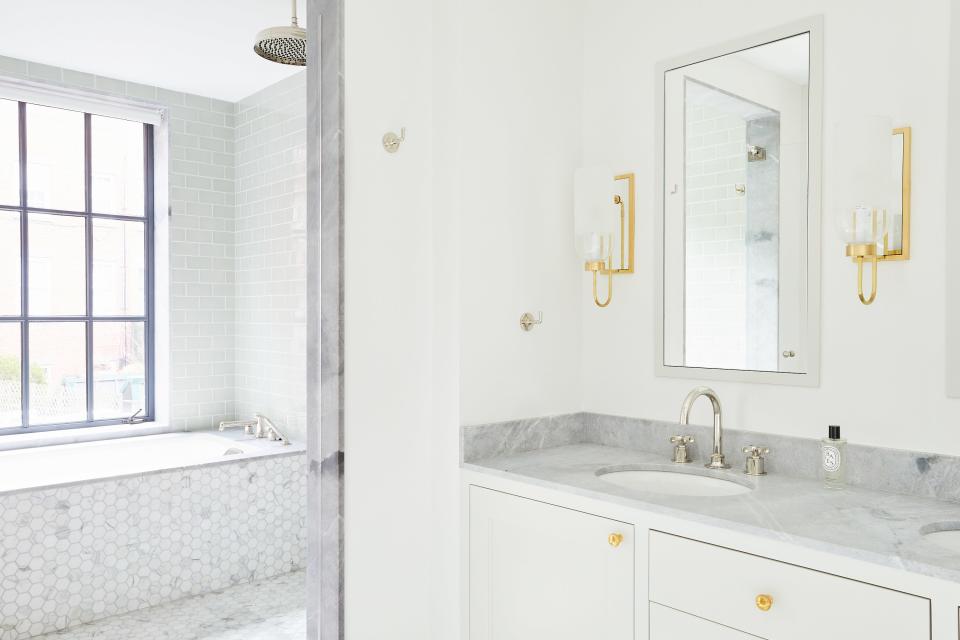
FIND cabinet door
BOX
[650,603,763,640]
[468,486,634,640]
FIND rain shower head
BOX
[254,0,306,66]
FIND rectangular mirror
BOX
[655,18,823,386]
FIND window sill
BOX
[0,421,173,452]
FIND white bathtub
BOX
[0,429,304,493]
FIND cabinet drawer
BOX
[649,531,929,640]
[650,603,761,639]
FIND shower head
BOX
[254,0,306,66]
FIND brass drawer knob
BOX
[755,594,773,611]
[608,533,624,548]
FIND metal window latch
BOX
[125,409,145,425]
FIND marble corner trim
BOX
[462,412,960,504]
[0,453,307,640]
[306,1,345,639]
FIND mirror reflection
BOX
[662,34,810,373]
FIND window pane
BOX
[93,219,144,316]
[92,116,144,216]
[28,213,86,316]
[29,322,86,424]
[0,323,21,427]
[0,100,18,207]
[26,104,84,211]
[93,322,144,420]
[0,211,20,315]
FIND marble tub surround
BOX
[462,412,960,503]
[463,444,960,584]
[0,452,306,640]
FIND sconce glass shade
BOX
[574,166,617,263]
[834,116,894,251]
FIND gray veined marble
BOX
[463,412,960,584]
[307,0,345,638]
[464,444,960,584]
[34,571,305,640]
[463,412,960,503]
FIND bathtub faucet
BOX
[218,414,291,445]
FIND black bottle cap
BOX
[829,425,841,440]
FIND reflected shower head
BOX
[254,0,306,66]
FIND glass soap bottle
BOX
[821,425,847,489]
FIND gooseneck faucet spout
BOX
[679,386,730,470]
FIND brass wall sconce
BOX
[574,170,636,308]
[836,120,912,305]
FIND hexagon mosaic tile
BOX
[34,570,304,640]
[0,453,306,640]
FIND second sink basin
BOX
[919,523,960,553]
[596,466,754,497]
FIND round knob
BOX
[755,594,773,611]
[607,533,623,548]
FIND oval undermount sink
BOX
[919,523,960,553]
[596,466,754,497]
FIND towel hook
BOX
[383,128,406,153]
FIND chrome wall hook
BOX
[382,127,406,153]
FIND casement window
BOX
[0,97,155,432]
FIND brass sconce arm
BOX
[587,260,613,307]
[847,243,878,306]
[581,172,635,308]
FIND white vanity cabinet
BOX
[649,531,930,640]
[467,486,635,640]
[465,480,939,640]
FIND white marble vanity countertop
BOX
[463,443,960,584]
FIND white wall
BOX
[947,2,960,398]
[581,0,960,454]
[342,0,459,638]
[457,0,584,426]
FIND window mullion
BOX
[144,123,155,420]
[84,113,94,423]
[18,101,28,430]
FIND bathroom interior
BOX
[2,0,960,639]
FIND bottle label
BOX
[822,445,842,473]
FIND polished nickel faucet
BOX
[679,387,730,470]
[218,414,291,445]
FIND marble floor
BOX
[35,571,305,640]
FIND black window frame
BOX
[0,100,155,434]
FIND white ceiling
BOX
[0,0,307,102]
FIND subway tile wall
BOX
[234,74,307,442]
[0,56,306,435]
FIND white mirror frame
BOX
[653,16,823,387]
